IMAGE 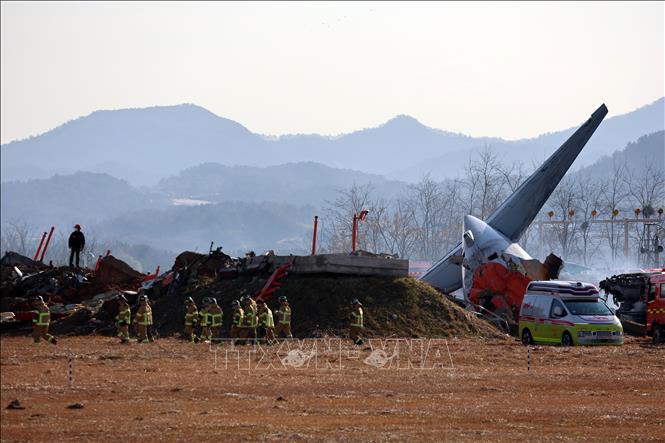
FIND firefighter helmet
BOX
[351,298,361,306]
[278,296,288,303]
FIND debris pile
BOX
[0,252,155,334]
[1,249,503,339]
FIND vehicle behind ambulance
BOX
[519,281,623,346]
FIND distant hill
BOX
[2,98,663,185]
[94,201,316,256]
[388,98,665,181]
[155,161,408,204]
[569,130,665,180]
[0,162,401,259]
[0,172,168,228]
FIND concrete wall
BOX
[247,254,408,277]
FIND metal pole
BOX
[39,226,55,262]
[311,216,318,256]
[33,232,47,261]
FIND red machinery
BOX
[254,262,291,302]
[600,268,665,343]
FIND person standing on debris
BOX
[183,298,198,343]
[68,224,86,268]
[115,294,131,344]
[274,296,293,339]
[199,297,212,343]
[257,299,276,344]
[134,295,153,343]
[230,300,244,340]
[349,298,364,345]
[208,298,223,343]
[31,296,57,345]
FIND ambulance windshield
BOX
[563,299,613,316]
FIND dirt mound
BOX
[95,256,143,286]
[151,275,503,339]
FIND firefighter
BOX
[183,297,198,343]
[199,297,212,343]
[115,294,131,344]
[208,297,223,342]
[257,299,276,344]
[134,295,153,343]
[239,295,257,344]
[31,296,57,345]
[349,298,364,345]
[274,296,293,339]
[145,296,156,342]
[230,300,244,341]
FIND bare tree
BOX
[624,161,665,265]
[378,197,418,258]
[1,220,34,257]
[409,175,447,261]
[599,162,629,265]
[322,184,375,253]
[575,176,602,265]
[548,176,579,259]
[465,146,506,219]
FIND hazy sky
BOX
[1,1,663,144]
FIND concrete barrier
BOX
[247,254,408,277]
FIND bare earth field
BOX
[1,336,664,442]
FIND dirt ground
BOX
[1,336,664,442]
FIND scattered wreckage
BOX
[0,247,295,335]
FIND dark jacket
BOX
[68,231,85,250]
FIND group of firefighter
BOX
[181,296,364,345]
[182,295,293,344]
[30,292,365,346]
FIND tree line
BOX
[316,147,665,269]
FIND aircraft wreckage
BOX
[420,104,609,325]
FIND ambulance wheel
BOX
[561,331,573,347]
[521,329,533,345]
[653,325,663,345]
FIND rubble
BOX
[1,252,45,269]
[1,249,503,340]
[0,252,146,334]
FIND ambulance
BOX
[518,280,623,346]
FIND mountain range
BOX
[1,98,663,270]
[2,98,663,186]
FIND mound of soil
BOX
[151,275,503,339]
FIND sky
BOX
[1,1,663,144]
